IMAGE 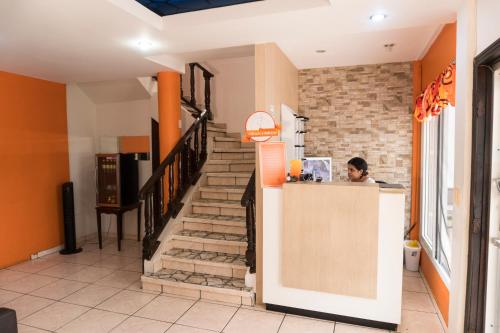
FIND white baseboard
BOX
[30,244,64,260]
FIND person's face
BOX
[347,164,363,181]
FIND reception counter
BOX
[262,182,405,330]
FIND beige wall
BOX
[181,56,255,134]
[254,43,298,304]
[299,62,413,228]
[255,43,298,120]
[208,56,255,134]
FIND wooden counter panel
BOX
[281,183,379,298]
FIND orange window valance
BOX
[414,63,456,122]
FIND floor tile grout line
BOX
[172,295,204,326]
[276,312,286,333]
[419,270,448,332]
[16,322,54,332]
[54,279,151,332]
[17,270,140,331]
[219,301,242,333]
[16,269,127,329]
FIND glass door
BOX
[485,65,500,333]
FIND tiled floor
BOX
[0,238,446,333]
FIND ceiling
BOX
[0,0,459,83]
[78,78,151,104]
[135,0,262,17]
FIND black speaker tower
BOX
[60,182,82,255]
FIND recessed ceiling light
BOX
[137,40,153,51]
[316,50,326,53]
[370,13,387,22]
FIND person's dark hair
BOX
[348,157,369,176]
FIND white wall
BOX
[476,0,500,55]
[96,99,152,239]
[181,56,256,134]
[67,78,157,244]
[449,0,500,330]
[66,84,97,240]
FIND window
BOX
[420,105,455,278]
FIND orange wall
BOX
[119,136,150,153]
[411,22,456,325]
[0,71,69,268]
[422,23,457,86]
[421,249,450,324]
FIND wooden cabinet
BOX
[96,153,138,207]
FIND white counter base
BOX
[263,187,405,329]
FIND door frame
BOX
[464,37,500,333]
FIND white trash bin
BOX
[404,240,421,272]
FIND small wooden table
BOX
[96,202,142,251]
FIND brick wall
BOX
[298,62,413,227]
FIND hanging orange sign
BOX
[414,63,456,122]
[242,111,281,142]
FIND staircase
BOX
[141,122,256,305]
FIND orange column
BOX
[157,71,181,205]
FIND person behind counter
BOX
[347,157,376,183]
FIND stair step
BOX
[142,269,254,305]
[171,230,247,255]
[183,213,246,225]
[174,229,246,243]
[213,148,254,153]
[206,172,251,187]
[199,185,245,193]
[199,186,245,201]
[204,159,255,172]
[192,198,242,208]
[162,248,246,278]
[182,213,246,235]
[213,137,254,149]
[207,126,226,133]
[214,137,241,142]
[207,122,227,129]
[206,172,252,178]
[191,199,245,217]
[206,159,254,164]
[211,148,255,160]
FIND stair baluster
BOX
[139,108,209,263]
[189,63,196,106]
[241,170,256,273]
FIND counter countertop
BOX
[281,181,405,193]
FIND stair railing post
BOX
[193,124,199,173]
[189,63,196,106]
[203,71,213,120]
[180,74,183,98]
[159,175,165,218]
[177,152,182,198]
[201,118,207,162]
[168,164,174,214]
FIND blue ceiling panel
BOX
[136,0,262,17]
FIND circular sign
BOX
[245,111,277,142]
